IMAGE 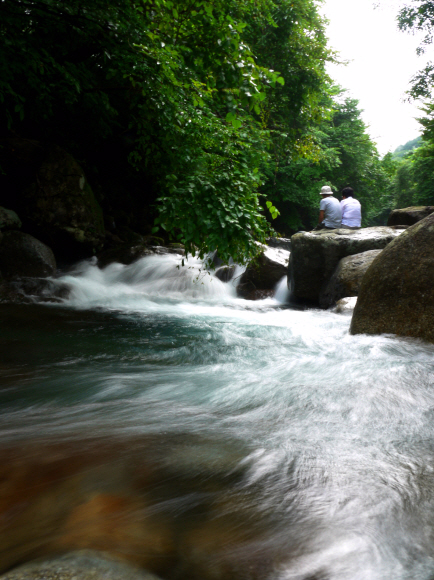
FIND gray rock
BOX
[97,244,183,268]
[97,244,155,268]
[333,296,358,314]
[350,213,434,343]
[0,207,21,230]
[10,278,71,303]
[214,265,236,282]
[237,246,289,298]
[319,249,382,308]
[0,551,162,580]
[265,237,291,252]
[387,205,434,227]
[243,289,274,301]
[288,227,402,306]
[0,231,56,278]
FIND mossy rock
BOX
[21,145,105,261]
[0,207,21,230]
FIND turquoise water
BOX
[1,253,434,580]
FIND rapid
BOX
[1,252,434,580]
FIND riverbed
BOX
[1,253,434,580]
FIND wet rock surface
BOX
[387,205,434,227]
[97,244,184,268]
[0,551,162,580]
[319,249,382,309]
[0,231,56,279]
[350,213,434,343]
[214,265,236,283]
[243,289,274,301]
[265,237,291,252]
[289,227,402,306]
[237,246,289,299]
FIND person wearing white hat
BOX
[314,185,342,230]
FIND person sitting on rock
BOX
[314,185,342,230]
[340,187,362,229]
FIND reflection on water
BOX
[1,254,434,580]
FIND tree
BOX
[259,92,391,232]
[398,0,434,98]
[0,0,334,263]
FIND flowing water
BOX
[1,253,434,580]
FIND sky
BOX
[320,0,430,155]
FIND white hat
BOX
[320,186,333,195]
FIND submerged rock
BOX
[237,246,289,298]
[0,231,56,278]
[319,249,382,309]
[350,213,434,343]
[288,227,402,306]
[0,551,162,580]
[387,205,434,226]
[0,439,175,575]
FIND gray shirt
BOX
[320,196,342,228]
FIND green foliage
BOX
[392,136,423,159]
[391,4,434,208]
[388,141,434,208]
[398,0,434,98]
[0,0,335,263]
[260,92,391,232]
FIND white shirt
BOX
[340,197,361,227]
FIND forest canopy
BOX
[1,0,431,262]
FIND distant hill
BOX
[392,136,422,160]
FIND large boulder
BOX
[237,246,289,299]
[319,249,382,308]
[20,145,105,261]
[288,227,402,305]
[0,231,56,278]
[350,213,434,343]
[387,205,434,226]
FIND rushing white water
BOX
[1,252,434,580]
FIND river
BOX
[1,252,434,580]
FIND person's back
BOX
[340,187,361,227]
[320,195,342,228]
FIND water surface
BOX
[1,254,434,580]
